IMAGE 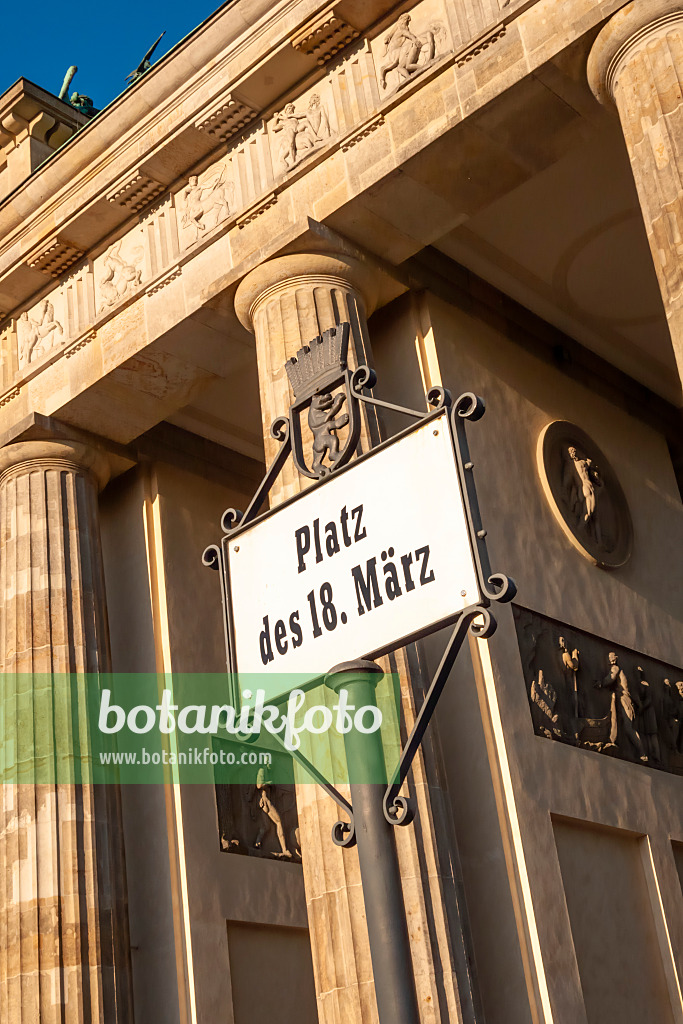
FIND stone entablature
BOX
[0,0,420,313]
[0,0,589,324]
[0,0,626,409]
[1,0,457,392]
[0,0,637,441]
[291,3,361,64]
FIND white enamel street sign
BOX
[226,411,480,700]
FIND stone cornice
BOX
[0,78,87,148]
[0,0,576,315]
[0,0,632,332]
[0,0,403,309]
[26,236,85,277]
[291,3,360,64]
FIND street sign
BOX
[224,410,480,699]
[203,338,516,1024]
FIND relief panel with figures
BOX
[178,162,237,248]
[269,83,337,176]
[17,292,66,368]
[370,0,452,96]
[515,606,683,774]
[94,228,146,314]
[215,742,301,863]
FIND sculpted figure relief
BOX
[636,667,661,764]
[217,766,301,862]
[564,445,603,545]
[662,678,680,751]
[537,422,632,568]
[273,93,332,171]
[99,241,143,311]
[668,680,683,754]
[307,92,331,140]
[309,389,349,476]
[559,636,580,720]
[247,769,300,860]
[594,652,647,762]
[18,300,63,364]
[515,607,683,774]
[379,13,446,92]
[181,167,234,241]
[249,769,290,857]
[530,669,562,740]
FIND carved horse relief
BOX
[378,11,449,94]
[18,298,64,366]
[98,240,143,312]
[181,165,235,241]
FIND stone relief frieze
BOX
[95,234,145,313]
[455,22,507,66]
[0,322,18,390]
[63,262,96,339]
[271,89,335,173]
[177,121,275,250]
[515,606,683,774]
[1,0,460,393]
[141,193,180,280]
[372,2,451,96]
[18,295,64,367]
[216,762,301,862]
[453,0,508,48]
[10,262,96,376]
[180,168,235,242]
[330,39,381,134]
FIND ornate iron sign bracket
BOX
[203,322,516,847]
[212,323,452,535]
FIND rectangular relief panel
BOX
[553,819,675,1024]
[514,605,683,774]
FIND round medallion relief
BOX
[537,422,633,568]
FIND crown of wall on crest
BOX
[285,322,349,401]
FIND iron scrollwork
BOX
[207,323,461,537]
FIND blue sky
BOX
[2,0,224,110]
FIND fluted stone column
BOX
[588,0,683,387]
[236,252,381,500]
[0,441,133,1023]
[235,253,475,1024]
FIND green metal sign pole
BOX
[325,659,420,1024]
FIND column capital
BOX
[588,0,683,106]
[0,439,110,491]
[234,251,379,332]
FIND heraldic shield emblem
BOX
[285,322,361,479]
